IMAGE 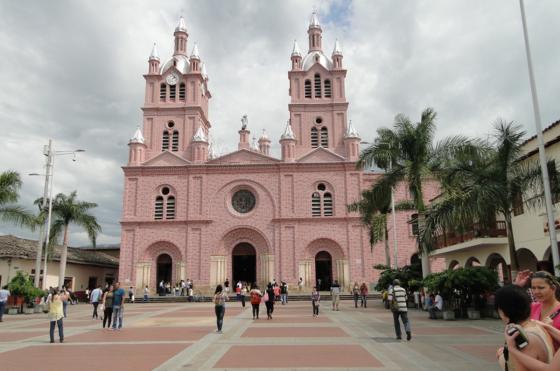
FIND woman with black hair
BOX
[213,284,228,333]
[495,285,553,370]
[265,283,275,320]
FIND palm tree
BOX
[420,120,557,279]
[0,170,35,227]
[357,108,472,277]
[37,191,101,288]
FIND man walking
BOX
[330,280,341,311]
[389,279,411,341]
[0,285,10,322]
[111,282,126,330]
[90,285,102,319]
[280,281,288,305]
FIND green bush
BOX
[374,262,423,295]
[7,271,44,305]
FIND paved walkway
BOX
[0,299,502,370]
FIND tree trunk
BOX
[42,242,48,289]
[417,212,431,278]
[58,225,69,289]
[384,224,391,267]
[505,213,518,281]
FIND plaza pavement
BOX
[0,298,503,370]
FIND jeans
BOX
[312,300,319,316]
[143,295,148,302]
[50,319,64,342]
[265,301,274,318]
[103,307,113,328]
[361,294,367,308]
[353,293,359,307]
[215,305,225,331]
[92,302,99,318]
[429,307,441,319]
[281,294,287,304]
[251,303,259,318]
[392,311,411,339]
[0,301,5,321]
[112,305,123,329]
[240,295,245,307]
[63,301,68,318]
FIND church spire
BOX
[307,11,323,52]
[291,39,302,70]
[173,16,188,56]
[148,43,160,74]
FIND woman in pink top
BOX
[516,270,560,333]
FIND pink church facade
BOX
[119,14,441,293]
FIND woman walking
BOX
[249,285,262,319]
[352,282,360,308]
[48,288,64,343]
[360,282,369,308]
[311,286,320,317]
[265,283,275,320]
[102,285,114,329]
[240,284,247,308]
[213,285,228,333]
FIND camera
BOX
[507,324,529,349]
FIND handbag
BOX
[263,292,269,303]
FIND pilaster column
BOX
[336,259,349,291]
[210,256,226,286]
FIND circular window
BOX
[317,183,326,191]
[167,122,175,129]
[161,187,170,195]
[232,190,256,214]
[315,117,323,124]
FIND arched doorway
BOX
[232,243,256,285]
[517,248,538,271]
[315,251,332,291]
[156,253,172,288]
[449,260,461,270]
[486,253,509,284]
[465,257,481,267]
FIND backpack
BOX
[250,291,261,305]
[390,289,400,312]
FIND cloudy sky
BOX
[0,0,558,246]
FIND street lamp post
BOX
[519,0,560,276]
[30,141,85,289]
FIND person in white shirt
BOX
[388,279,412,341]
[90,286,103,319]
[0,286,10,322]
[430,293,444,319]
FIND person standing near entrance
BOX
[280,282,288,305]
[298,277,303,292]
[143,285,149,302]
[0,286,10,322]
[213,284,228,333]
[90,285,102,319]
[311,286,320,317]
[352,282,360,308]
[360,282,369,308]
[240,284,247,308]
[389,279,411,341]
[250,284,262,319]
[330,280,341,311]
[111,282,125,331]
[224,278,230,294]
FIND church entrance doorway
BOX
[315,251,332,291]
[156,253,172,294]
[232,243,256,286]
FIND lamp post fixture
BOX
[30,140,85,289]
[519,0,560,276]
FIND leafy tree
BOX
[0,170,35,228]
[358,108,473,277]
[36,191,101,288]
[420,121,559,277]
[374,261,423,294]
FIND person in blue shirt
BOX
[111,282,126,330]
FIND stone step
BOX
[128,293,382,304]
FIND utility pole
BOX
[34,140,52,287]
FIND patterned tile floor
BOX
[0,300,503,370]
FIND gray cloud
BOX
[1,0,558,245]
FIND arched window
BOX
[166,196,175,219]
[154,196,164,220]
[162,131,169,151]
[169,84,176,100]
[324,79,331,98]
[311,192,321,217]
[179,83,186,100]
[304,80,312,98]
[311,183,334,217]
[160,83,166,100]
[311,127,319,148]
[172,131,179,152]
[323,192,333,216]
[320,127,328,147]
[314,74,321,98]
